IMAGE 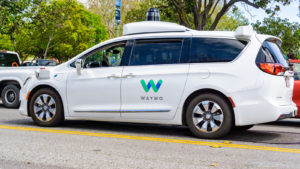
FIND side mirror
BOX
[75,59,83,75]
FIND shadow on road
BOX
[267,120,300,128]
[2,118,293,144]
[2,102,300,145]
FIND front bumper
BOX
[19,87,29,116]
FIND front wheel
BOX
[29,88,64,126]
[186,93,233,139]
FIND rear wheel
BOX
[29,88,64,126]
[186,93,233,139]
[1,84,20,108]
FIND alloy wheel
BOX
[33,94,56,122]
[192,100,224,133]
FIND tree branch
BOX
[171,0,191,28]
[209,0,239,30]
[208,0,220,18]
[239,0,259,8]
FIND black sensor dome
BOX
[146,8,160,21]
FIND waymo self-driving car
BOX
[19,21,297,138]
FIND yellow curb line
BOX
[1,125,300,153]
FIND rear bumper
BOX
[277,108,298,120]
[234,98,298,126]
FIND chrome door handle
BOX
[123,73,135,78]
[107,74,120,79]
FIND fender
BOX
[26,80,69,117]
[179,84,232,109]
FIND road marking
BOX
[1,125,300,154]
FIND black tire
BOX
[1,84,20,108]
[233,125,254,132]
[186,93,233,139]
[29,88,64,126]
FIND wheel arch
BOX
[27,84,64,116]
[181,88,235,126]
[0,80,21,95]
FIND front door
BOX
[67,41,130,118]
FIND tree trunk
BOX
[43,33,54,59]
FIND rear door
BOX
[120,38,190,120]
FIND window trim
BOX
[128,38,185,66]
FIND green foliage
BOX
[0,0,108,62]
[124,0,182,25]
[253,17,300,58]
[124,0,249,31]
[215,10,249,31]
[150,0,293,30]
[0,34,14,50]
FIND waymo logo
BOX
[140,80,163,93]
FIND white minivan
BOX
[19,21,297,138]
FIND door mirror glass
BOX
[75,59,83,75]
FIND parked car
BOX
[35,59,57,66]
[23,59,57,66]
[19,21,297,138]
[290,59,300,117]
[0,50,54,108]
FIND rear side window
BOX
[0,53,20,66]
[255,47,275,63]
[130,40,183,66]
[190,38,247,63]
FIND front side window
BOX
[293,63,300,80]
[130,40,183,66]
[190,38,247,63]
[71,42,126,68]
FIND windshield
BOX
[0,53,20,67]
[263,41,288,68]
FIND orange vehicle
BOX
[290,59,300,117]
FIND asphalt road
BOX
[1,104,300,169]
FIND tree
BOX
[0,0,40,56]
[31,0,108,61]
[86,0,138,38]
[124,0,249,31]
[253,17,300,58]
[0,34,14,50]
[215,9,249,30]
[0,0,108,62]
[162,0,293,30]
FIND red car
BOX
[290,60,300,117]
